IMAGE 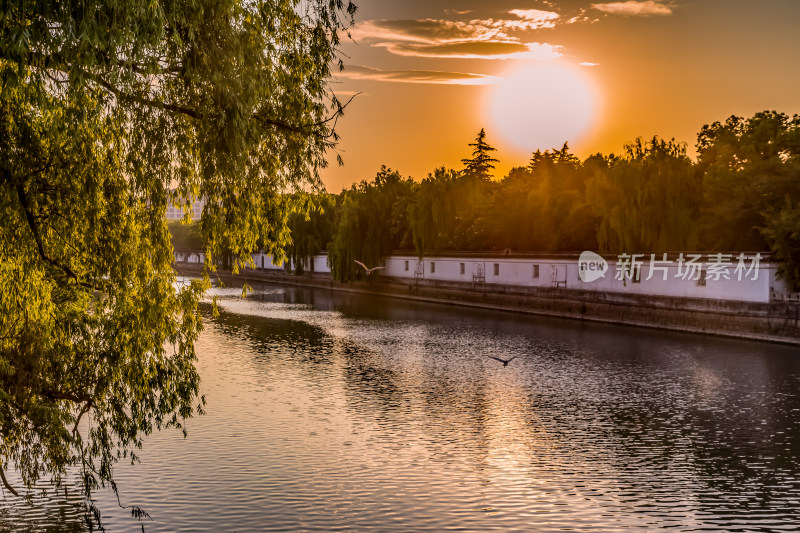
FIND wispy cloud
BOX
[580,61,600,67]
[354,19,499,43]
[507,9,561,29]
[445,9,472,16]
[374,41,562,60]
[353,14,564,60]
[565,9,598,24]
[337,65,497,85]
[592,1,673,16]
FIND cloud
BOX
[565,9,594,24]
[337,65,497,85]
[592,1,673,16]
[375,41,562,60]
[354,19,509,43]
[507,9,561,29]
[353,16,563,60]
[580,61,599,67]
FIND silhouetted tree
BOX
[408,167,459,257]
[408,167,494,256]
[488,143,599,252]
[461,128,499,179]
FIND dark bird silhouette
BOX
[486,355,517,366]
[354,260,386,274]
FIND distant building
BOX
[166,196,205,221]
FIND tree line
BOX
[288,111,800,290]
[172,111,800,290]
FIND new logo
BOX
[578,251,608,282]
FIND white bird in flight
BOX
[354,260,386,274]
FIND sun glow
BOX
[488,63,599,153]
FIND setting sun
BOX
[488,63,599,153]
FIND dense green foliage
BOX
[762,200,800,291]
[697,112,800,251]
[169,221,204,255]
[0,0,354,513]
[588,137,702,252]
[286,118,800,290]
[287,194,338,274]
[488,144,600,252]
[328,167,414,281]
[410,167,493,255]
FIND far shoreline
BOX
[177,262,800,347]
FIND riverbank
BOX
[175,262,800,345]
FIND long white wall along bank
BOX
[183,251,789,305]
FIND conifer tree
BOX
[461,128,500,179]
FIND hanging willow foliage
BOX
[0,0,356,504]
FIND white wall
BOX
[384,256,555,288]
[383,253,782,304]
[250,253,289,271]
[312,255,329,273]
[192,251,784,304]
[175,251,205,264]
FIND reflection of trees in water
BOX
[207,284,800,529]
[205,301,336,366]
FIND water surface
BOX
[3,282,800,531]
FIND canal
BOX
[3,281,800,531]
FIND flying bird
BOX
[354,260,386,274]
[486,355,518,367]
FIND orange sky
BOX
[321,0,800,191]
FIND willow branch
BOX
[81,68,316,135]
[72,400,93,438]
[4,169,96,290]
[0,465,20,497]
[43,390,92,404]
[78,67,355,137]
[26,50,353,140]
[79,69,201,119]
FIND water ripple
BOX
[3,282,800,532]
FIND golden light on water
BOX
[488,62,600,152]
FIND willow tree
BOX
[328,166,414,281]
[587,137,701,253]
[287,193,338,274]
[487,144,599,252]
[0,0,355,510]
[408,167,460,257]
